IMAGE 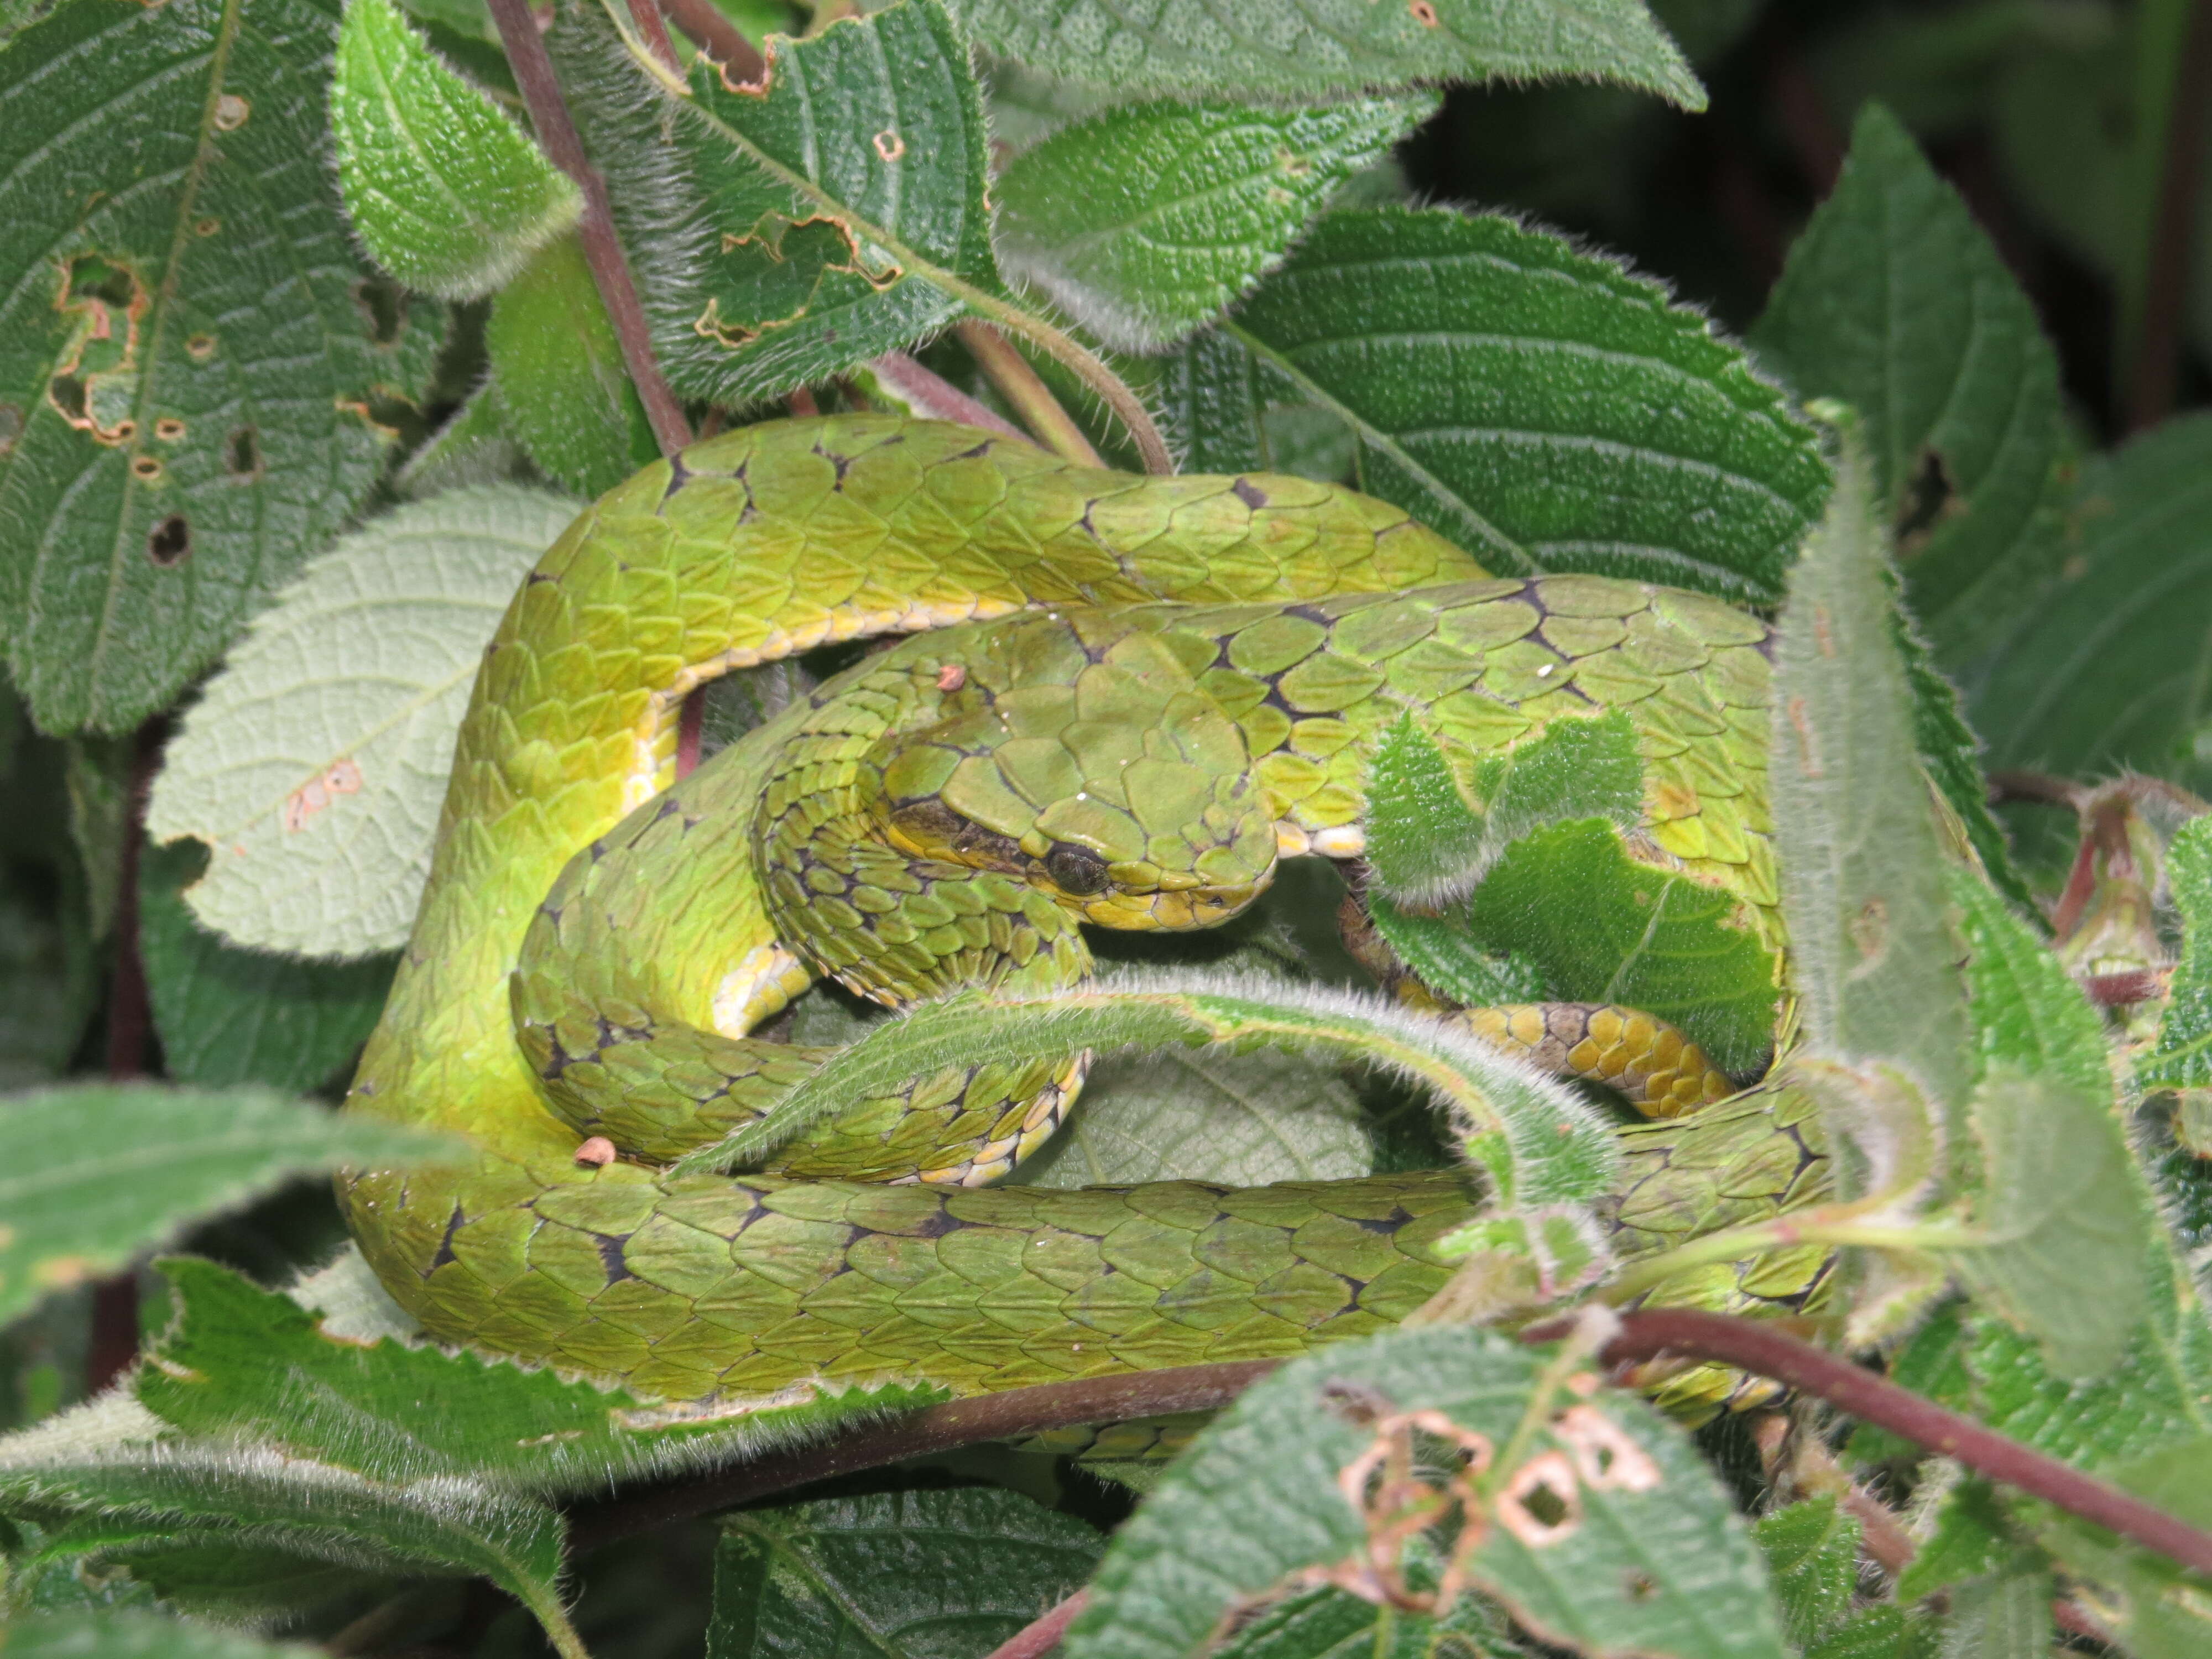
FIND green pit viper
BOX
[341,414,1831,1432]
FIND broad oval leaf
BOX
[145,486,582,958]
[1162,207,1831,602]
[0,0,442,734]
[331,0,581,298]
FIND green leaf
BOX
[1803,1605,1940,1659]
[1752,1496,1859,1650]
[1748,104,2069,667]
[0,1084,453,1328]
[1011,1045,1374,1188]
[2147,817,2212,1089]
[0,1611,321,1657]
[708,1488,1100,1659]
[946,0,1706,107]
[1966,413,2212,796]
[1769,410,1972,1125]
[1063,1324,1790,1659]
[0,721,98,1090]
[1204,1570,1526,1659]
[330,0,581,299]
[396,378,532,498]
[487,232,660,499]
[1161,208,1832,602]
[0,0,442,734]
[1896,1478,2015,1601]
[1937,1567,2053,1658]
[2036,1438,2212,1659]
[1462,820,1781,1077]
[138,841,395,1092]
[1365,896,1550,1011]
[144,486,581,958]
[994,97,1434,353]
[560,0,998,403]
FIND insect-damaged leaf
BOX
[0,0,442,733]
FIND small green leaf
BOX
[1938,1567,2054,1658]
[995,97,1433,352]
[1463,820,1780,1076]
[487,233,660,499]
[1365,896,1551,1010]
[2145,816,2212,1091]
[1967,413,2212,797]
[1749,104,2069,667]
[0,0,443,733]
[947,0,1706,108]
[139,842,395,1092]
[1160,208,1832,602]
[0,1612,322,1658]
[145,486,581,958]
[1769,410,1972,1126]
[1896,1478,2015,1602]
[1753,1496,1859,1650]
[1363,715,1488,901]
[331,0,580,299]
[1803,1605,1940,1659]
[0,1084,453,1328]
[1063,1324,1790,1659]
[708,1489,1100,1659]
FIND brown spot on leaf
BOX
[873,128,905,161]
[213,92,249,130]
[185,333,217,361]
[1849,896,1888,964]
[1408,0,1439,24]
[131,454,162,481]
[154,417,185,441]
[226,425,262,480]
[283,758,364,831]
[195,217,220,237]
[147,514,190,565]
[49,254,149,444]
[1895,447,1960,557]
[33,1254,97,1289]
[1496,1450,1582,1545]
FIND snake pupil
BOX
[1043,842,1110,895]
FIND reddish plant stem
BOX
[486,0,692,458]
[986,1590,1087,1659]
[623,0,678,73]
[565,1360,1276,1549]
[86,721,164,1393]
[2126,0,2212,430]
[1580,1308,2212,1577]
[659,0,765,81]
[675,691,705,782]
[866,351,1027,440]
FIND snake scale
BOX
[341,416,1828,1425]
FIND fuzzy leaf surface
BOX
[0,1612,321,1657]
[2148,816,2212,1089]
[947,0,1704,106]
[1062,1324,1788,1659]
[1753,1496,1859,1651]
[1768,417,1971,1122]
[0,0,440,733]
[1968,413,2212,797]
[995,97,1432,353]
[0,1084,451,1327]
[330,0,579,298]
[138,842,394,1091]
[145,486,581,958]
[1162,208,1832,602]
[1749,104,2067,667]
[708,1488,1100,1659]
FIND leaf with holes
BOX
[946,0,1704,107]
[995,97,1434,353]
[145,486,581,958]
[331,0,580,299]
[708,1489,1101,1659]
[1156,208,1831,602]
[556,0,998,404]
[0,0,443,734]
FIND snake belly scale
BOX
[340,415,1817,1410]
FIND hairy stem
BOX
[658,0,764,80]
[957,320,1102,466]
[488,0,692,456]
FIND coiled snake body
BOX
[341,416,1825,1419]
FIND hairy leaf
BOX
[0,0,441,733]
[946,0,1704,107]
[138,842,394,1091]
[1769,413,1972,1126]
[995,97,1433,353]
[2036,1439,2212,1659]
[708,1489,1099,1659]
[0,1084,452,1327]
[1749,104,2068,667]
[331,0,580,298]
[1753,1496,1859,1651]
[1968,413,2212,796]
[1063,1324,1789,1659]
[145,486,581,958]
[1161,208,1831,601]
[0,1612,322,1657]
[2148,816,2212,1089]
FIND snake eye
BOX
[1042,842,1110,896]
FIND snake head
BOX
[875,630,1279,931]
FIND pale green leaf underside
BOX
[948,0,1706,108]
[0,1611,322,1657]
[331,0,580,299]
[995,97,1433,353]
[0,1083,453,1327]
[146,486,581,959]
[1161,207,1830,602]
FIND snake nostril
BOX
[1042,841,1110,895]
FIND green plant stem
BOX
[488,0,692,457]
[956,320,1103,467]
[1600,1209,1957,1307]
